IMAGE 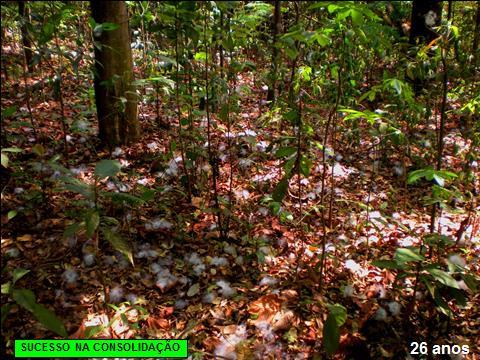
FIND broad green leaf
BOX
[422,277,453,317]
[12,288,37,313]
[460,274,478,292]
[187,283,200,297]
[85,211,100,239]
[1,147,22,153]
[326,304,347,327]
[394,248,424,263]
[7,210,17,220]
[84,325,105,339]
[350,9,363,26]
[2,105,17,117]
[101,227,134,266]
[323,312,340,355]
[272,177,289,202]
[275,147,297,158]
[299,155,312,177]
[427,268,459,289]
[31,303,67,337]
[1,153,8,168]
[194,52,207,61]
[94,160,121,179]
[12,268,30,285]
[372,259,404,270]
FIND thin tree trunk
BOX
[267,0,281,104]
[91,1,139,147]
[18,1,33,72]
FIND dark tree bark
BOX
[409,0,443,95]
[91,1,139,147]
[267,0,281,104]
[473,1,480,70]
[18,1,33,72]
[409,0,442,45]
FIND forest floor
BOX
[1,48,479,359]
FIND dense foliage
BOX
[1,1,479,358]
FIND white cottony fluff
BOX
[202,292,216,304]
[387,301,401,316]
[62,269,78,284]
[255,320,275,341]
[214,325,247,360]
[193,263,206,276]
[374,307,388,321]
[343,285,354,297]
[216,280,236,298]
[448,254,466,268]
[175,299,188,309]
[109,286,124,303]
[145,218,173,230]
[155,268,178,291]
[210,257,229,267]
[345,259,368,278]
[259,276,278,287]
[150,263,163,274]
[112,147,123,157]
[83,253,95,267]
[126,293,138,304]
[187,253,203,265]
[224,243,237,256]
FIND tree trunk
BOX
[18,1,34,72]
[473,1,480,70]
[409,0,442,45]
[409,0,442,95]
[91,1,139,147]
[267,0,281,103]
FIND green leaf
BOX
[194,52,207,61]
[460,274,477,292]
[31,303,67,337]
[84,325,105,339]
[272,177,289,202]
[326,304,347,327]
[350,9,363,26]
[2,105,17,117]
[323,312,340,355]
[432,174,444,187]
[372,259,404,270]
[394,248,424,263]
[427,268,460,289]
[94,160,121,179]
[12,269,30,285]
[100,22,119,31]
[187,283,200,297]
[102,192,145,206]
[12,288,37,313]
[299,155,312,177]
[85,211,100,239]
[275,147,297,158]
[63,222,82,238]
[7,210,17,220]
[64,180,94,200]
[101,227,134,266]
[1,147,22,153]
[1,153,8,168]
[1,282,11,295]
